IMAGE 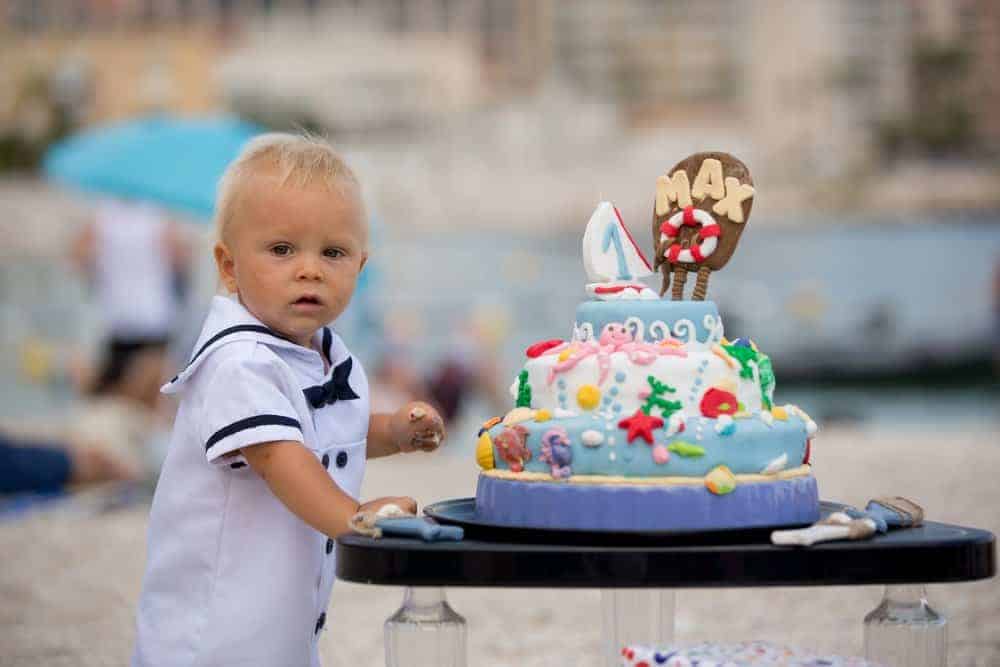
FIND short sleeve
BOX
[196,352,305,465]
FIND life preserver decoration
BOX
[659,205,720,264]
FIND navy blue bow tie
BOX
[304,358,360,408]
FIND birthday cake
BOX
[474,152,820,532]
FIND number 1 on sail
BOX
[602,221,632,281]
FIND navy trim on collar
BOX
[205,414,302,451]
[321,328,333,366]
[169,325,297,383]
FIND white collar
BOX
[164,295,341,392]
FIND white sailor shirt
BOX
[132,295,369,667]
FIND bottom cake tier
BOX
[475,467,819,533]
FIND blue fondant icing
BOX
[615,371,626,383]
[475,474,820,532]
[488,414,808,477]
[576,300,720,343]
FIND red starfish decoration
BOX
[617,409,664,445]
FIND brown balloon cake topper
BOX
[651,152,754,301]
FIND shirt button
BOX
[315,612,326,634]
[336,451,348,468]
[326,538,334,554]
[321,453,330,468]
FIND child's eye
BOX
[324,248,345,259]
[270,244,293,256]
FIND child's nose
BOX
[296,257,323,280]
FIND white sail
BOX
[582,201,653,283]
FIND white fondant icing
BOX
[523,347,763,419]
[581,430,604,447]
[761,452,788,474]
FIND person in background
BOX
[70,198,192,478]
[0,431,136,495]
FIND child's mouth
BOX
[292,295,323,309]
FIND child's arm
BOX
[367,401,446,459]
[242,440,415,537]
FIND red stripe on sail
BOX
[615,206,653,271]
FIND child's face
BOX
[214,172,367,347]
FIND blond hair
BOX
[214,132,365,242]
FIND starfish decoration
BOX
[617,409,664,445]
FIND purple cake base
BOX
[475,474,820,533]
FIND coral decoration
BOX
[700,387,738,418]
[515,370,532,408]
[494,425,531,472]
[525,339,564,358]
[642,376,682,418]
[617,409,664,445]
[539,427,573,478]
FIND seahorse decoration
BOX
[652,152,755,301]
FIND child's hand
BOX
[390,401,446,454]
[358,496,418,516]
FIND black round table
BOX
[336,499,995,666]
[337,500,995,588]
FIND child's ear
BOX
[214,241,238,293]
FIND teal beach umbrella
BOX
[43,115,265,221]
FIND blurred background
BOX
[0,1,998,666]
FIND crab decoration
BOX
[543,323,687,386]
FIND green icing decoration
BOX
[667,441,705,458]
[642,376,682,418]
[722,342,776,411]
[758,355,775,410]
[515,370,532,408]
[721,343,759,380]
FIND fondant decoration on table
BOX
[349,504,463,542]
[771,497,923,547]
[472,156,821,534]
[652,152,754,301]
[622,641,883,667]
[583,201,658,300]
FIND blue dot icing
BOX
[558,393,567,403]
[557,379,567,390]
[612,404,622,413]
[609,387,619,396]
[615,371,626,383]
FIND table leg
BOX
[863,584,947,667]
[384,587,467,667]
[601,589,676,667]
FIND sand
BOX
[1,424,998,667]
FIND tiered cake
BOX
[473,153,819,532]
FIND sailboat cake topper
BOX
[582,202,659,300]
[651,151,755,301]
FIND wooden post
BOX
[693,266,711,301]
[671,266,687,301]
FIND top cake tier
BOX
[574,299,722,346]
